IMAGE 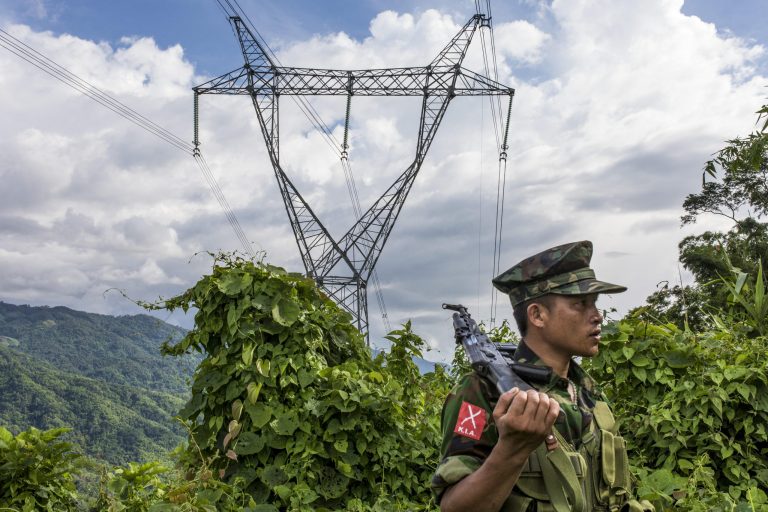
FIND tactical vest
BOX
[505,401,655,512]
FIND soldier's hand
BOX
[492,387,560,457]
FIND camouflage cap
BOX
[492,240,627,306]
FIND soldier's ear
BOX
[527,303,546,328]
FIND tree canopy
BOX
[636,102,768,329]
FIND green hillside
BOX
[0,344,186,464]
[0,302,199,465]
[0,302,196,394]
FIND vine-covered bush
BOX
[586,317,768,510]
[154,255,451,511]
[0,426,80,511]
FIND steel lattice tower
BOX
[194,13,513,337]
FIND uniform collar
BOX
[513,340,598,391]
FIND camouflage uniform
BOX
[433,241,654,512]
[431,341,606,508]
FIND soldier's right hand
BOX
[492,387,560,457]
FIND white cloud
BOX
[1,2,767,362]
[493,20,551,65]
[277,9,461,68]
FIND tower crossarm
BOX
[195,15,506,98]
[196,65,509,97]
[194,67,251,94]
[453,69,513,96]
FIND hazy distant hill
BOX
[371,347,445,374]
[0,302,196,394]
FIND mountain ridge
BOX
[0,301,196,394]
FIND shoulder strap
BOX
[536,431,586,512]
[592,401,617,433]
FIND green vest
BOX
[507,401,654,512]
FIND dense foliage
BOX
[585,316,768,510]
[0,426,80,511]
[2,254,768,510]
[151,255,451,511]
[94,459,260,511]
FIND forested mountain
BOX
[0,302,197,464]
[0,302,196,394]
[0,345,185,464]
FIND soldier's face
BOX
[539,293,603,358]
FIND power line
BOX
[0,29,190,152]
[0,27,255,258]
[475,0,502,152]
[195,153,256,257]
[472,1,511,326]
[341,156,391,333]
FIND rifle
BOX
[442,303,551,396]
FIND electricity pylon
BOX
[194,13,513,337]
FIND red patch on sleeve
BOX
[453,401,486,441]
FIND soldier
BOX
[432,241,654,512]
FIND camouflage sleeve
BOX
[431,373,499,503]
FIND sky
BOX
[1,0,767,363]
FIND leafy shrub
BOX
[94,458,259,511]
[152,254,451,511]
[0,426,80,511]
[586,315,768,510]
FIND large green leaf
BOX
[235,431,265,456]
[663,350,693,368]
[242,342,255,366]
[247,382,262,404]
[260,465,288,487]
[273,411,299,436]
[272,297,300,326]
[638,468,686,496]
[298,368,315,388]
[316,465,349,499]
[0,426,14,448]
[245,403,272,429]
[232,400,243,422]
[631,354,653,367]
[631,366,647,382]
[256,359,271,377]
[216,271,253,296]
[724,366,748,381]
